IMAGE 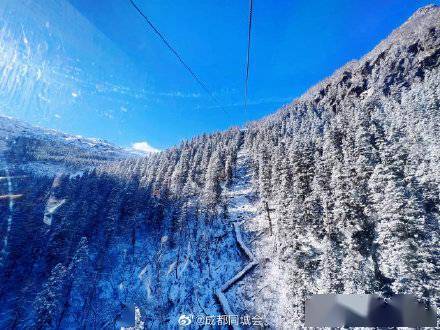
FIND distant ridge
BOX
[257,4,440,125]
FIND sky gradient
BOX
[0,0,439,150]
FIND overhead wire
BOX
[244,0,254,110]
[128,0,221,108]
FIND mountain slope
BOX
[0,5,439,329]
[0,115,136,176]
[240,5,440,327]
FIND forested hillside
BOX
[0,5,439,329]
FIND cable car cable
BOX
[244,0,253,110]
[128,0,221,108]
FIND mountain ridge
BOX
[255,4,440,127]
[0,115,141,176]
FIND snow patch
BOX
[43,196,66,225]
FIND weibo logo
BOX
[178,314,193,326]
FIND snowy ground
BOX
[43,196,66,225]
[225,149,291,328]
[111,149,264,329]
[223,150,257,223]
[219,149,261,319]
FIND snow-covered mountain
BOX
[0,115,137,176]
[0,5,439,329]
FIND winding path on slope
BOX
[215,148,258,326]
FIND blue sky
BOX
[0,0,438,150]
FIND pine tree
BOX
[203,150,223,207]
[34,263,67,329]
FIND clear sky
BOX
[0,0,438,150]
